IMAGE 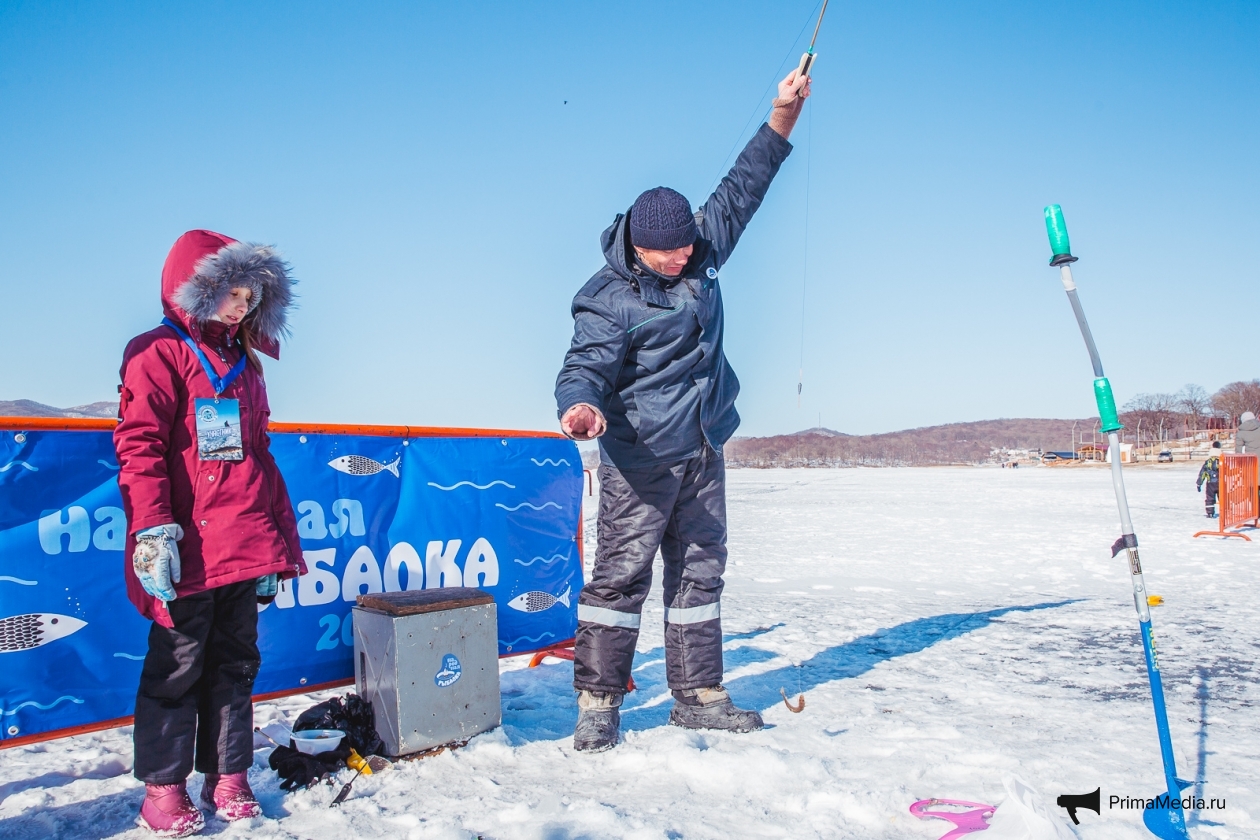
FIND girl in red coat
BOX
[115,230,306,836]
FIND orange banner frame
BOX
[0,415,567,439]
[0,415,581,748]
[1194,452,1259,540]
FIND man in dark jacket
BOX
[554,68,811,752]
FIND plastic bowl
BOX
[291,729,345,755]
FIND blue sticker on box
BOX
[435,654,462,687]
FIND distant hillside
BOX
[726,418,1090,467]
[789,426,848,438]
[1,399,118,419]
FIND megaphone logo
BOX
[1056,787,1101,824]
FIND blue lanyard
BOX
[162,317,248,396]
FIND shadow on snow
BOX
[621,600,1077,729]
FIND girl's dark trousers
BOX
[133,580,261,784]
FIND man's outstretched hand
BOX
[769,68,812,139]
[561,403,607,441]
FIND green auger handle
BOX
[1044,205,1077,265]
[1094,377,1124,433]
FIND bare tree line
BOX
[725,380,1260,468]
[1121,380,1260,438]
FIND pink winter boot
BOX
[200,771,262,820]
[137,783,206,837]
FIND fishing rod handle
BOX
[797,51,817,84]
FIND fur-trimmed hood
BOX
[160,229,295,359]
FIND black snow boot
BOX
[573,690,622,753]
[668,685,763,733]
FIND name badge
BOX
[195,398,244,461]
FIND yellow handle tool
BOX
[347,748,373,776]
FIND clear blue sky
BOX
[3,1,1257,435]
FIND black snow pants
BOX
[574,445,727,694]
[1205,481,1219,515]
[133,580,261,784]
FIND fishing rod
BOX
[1043,205,1190,840]
[706,0,829,195]
[796,0,829,82]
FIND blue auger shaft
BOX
[1043,206,1189,839]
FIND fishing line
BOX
[703,0,831,411]
[797,97,813,409]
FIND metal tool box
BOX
[353,587,500,757]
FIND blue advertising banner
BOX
[0,424,583,744]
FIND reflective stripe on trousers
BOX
[664,602,720,625]
[577,604,642,629]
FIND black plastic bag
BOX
[293,693,385,757]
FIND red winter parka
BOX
[115,230,305,628]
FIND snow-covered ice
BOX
[1,464,1256,838]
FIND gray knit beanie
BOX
[629,187,697,251]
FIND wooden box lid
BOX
[355,587,494,616]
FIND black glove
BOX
[268,744,351,791]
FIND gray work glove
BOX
[133,524,185,602]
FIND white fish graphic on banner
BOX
[328,455,400,477]
[0,613,88,653]
[507,585,572,613]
